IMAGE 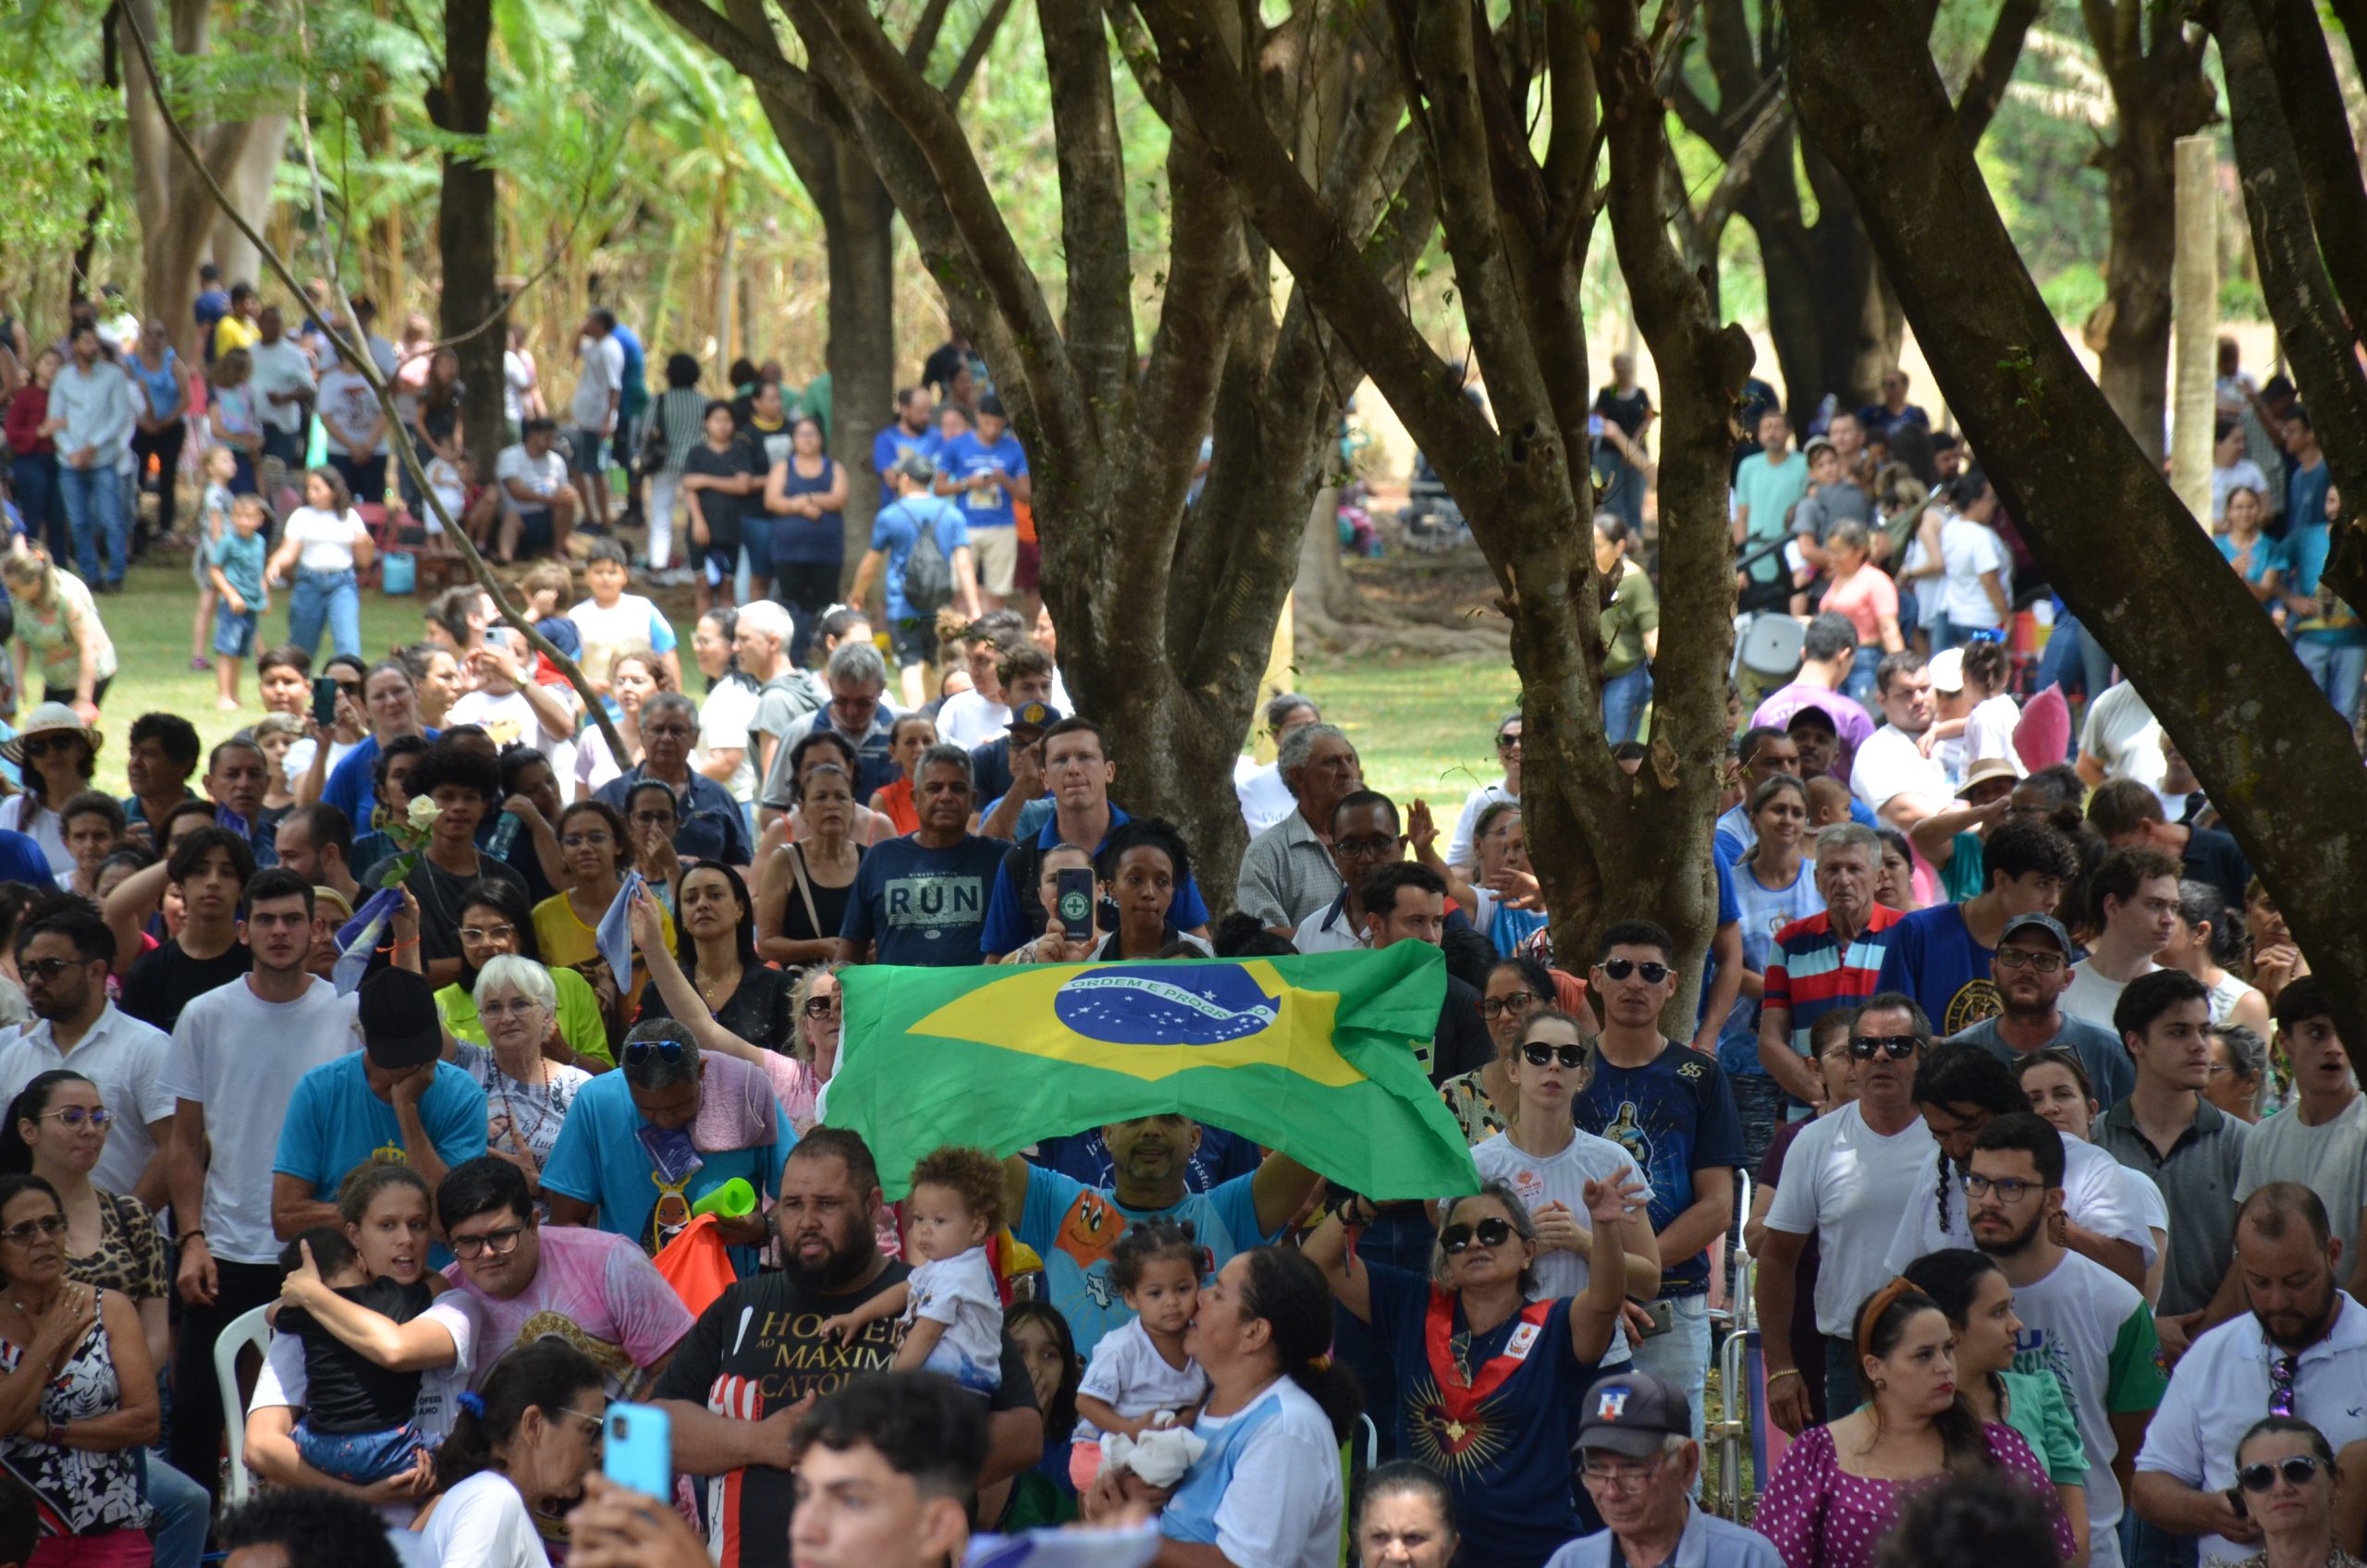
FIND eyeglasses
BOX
[1600,959,1671,985]
[20,956,91,981]
[1334,835,1397,861]
[1440,1217,1515,1255]
[1994,949,2067,974]
[561,831,615,849]
[1963,1173,2039,1204]
[562,1406,609,1441]
[622,1039,689,1067]
[1580,1457,1663,1494]
[2239,1454,2327,1492]
[1479,991,1536,1019]
[2271,1353,2298,1418]
[449,1224,527,1259]
[0,1213,67,1245]
[803,996,840,1018]
[1521,1042,1587,1071]
[1851,1035,1919,1060]
[478,997,545,1019]
[460,924,517,944]
[35,1106,112,1129]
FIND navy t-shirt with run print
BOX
[839,833,1012,965]
[1572,1042,1747,1297]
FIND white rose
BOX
[407,796,443,832]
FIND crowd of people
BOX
[0,277,2357,1568]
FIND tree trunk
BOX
[429,0,505,466]
[208,116,289,292]
[814,142,896,583]
[2087,109,2180,464]
[1738,134,1903,417]
[1786,0,2367,1072]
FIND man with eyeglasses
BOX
[543,1019,788,1277]
[596,692,750,866]
[1760,994,1939,1431]
[1574,920,1745,1452]
[0,902,174,1210]
[2133,1184,2367,1566]
[269,966,486,1243]
[2092,969,2249,1364]
[1950,913,2135,1112]
[977,717,1208,960]
[759,640,901,822]
[1287,790,1404,955]
[1874,814,2081,1037]
[1547,1370,1783,1568]
[1965,1110,2168,1568]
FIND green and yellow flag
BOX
[825,944,1482,1200]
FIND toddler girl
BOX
[1069,1217,1208,1488]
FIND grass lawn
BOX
[73,557,1521,809]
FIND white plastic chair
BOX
[214,1303,274,1505]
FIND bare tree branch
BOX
[942,0,1016,101]
[1952,0,2041,147]
[903,0,956,69]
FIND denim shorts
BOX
[293,1418,427,1485]
[212,607,261,658]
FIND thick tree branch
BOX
[1952,0,2041,148]
[1104,0,1176,123]
[1040,0,1139,415]
[644,0,829,122]
[942,0,1015,102]
[903,0,956,70]
[2249,0,2367,338]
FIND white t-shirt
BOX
[418,1470,550,1568]
[696,680,762,803]
[2237,1093,2367,1264]
[2007,1248,2160,1534]
[1848,724,1948,821]
[934,689,1011,749]
[284,736,360,788]
[0,799,71,875]
[283,506,370,574]
[250,1315,479,1525]
[570,334,625,433]
[317,367,387,455]
[1763,1102,1938,1336]
[2079,681,2167,795]
[0,1003,175,1196]
[1074,1315,1208,1441]
[568,594,674,692]
[1882,1132,2157,1275]
[1962,692,2023,773]
[1169,1377,1343,1568]
[1233,758,1294,839]
[448,688,574,780]
[248,338,317,433]
[155,976,362,1266]
[424,457,465,533]
[2062,959,2160,1034]
[1939,516,2009,629]
[1472,1128,1651,1361]
[2137,1292,2367,1565]
[502,349,533,425]
[494,444,569,518]
[904,1243,1002,1392]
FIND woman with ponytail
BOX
[1754,1280,2072,1568]
[411,1339,606,1566]
[1081,1244,1360,1568]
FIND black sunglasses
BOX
[1440,1217,1515,1255]
[621,1039,689,1067]
[2239,1455,2330,1492]
[1851,1035,1919,1060]
[1521,1042,1587,1071]
[21,735,80,758]
[1600,958,1671,985]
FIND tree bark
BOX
[1786,0,2367,1071]
[2246,0,2367,339]
[427,0,505,467]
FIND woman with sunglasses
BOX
[1305,1171,1644,1567]
[0,704,104,876]
[626,886,819,1129]
[1438,957,1557,1145]
[411,1339,607,1567]
[2216,1417,2363,1568]
[0,1170,160,1561]
[437,879,613,1072]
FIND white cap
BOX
[1928,646,1966,693]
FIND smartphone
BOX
[1055,867,1096,939]
[1638,1299,1676,1340]
[312,676,340,729]
[603,1403,671,1500]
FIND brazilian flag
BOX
[826,943,1482,1200]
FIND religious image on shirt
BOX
[514,1310,644,1399]
[1941,975,2004,1036]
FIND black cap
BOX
[1999,913,2074,956]
[359,968,443,1071]
[1576,1369,1692,1458]
[1784,704,1839,734]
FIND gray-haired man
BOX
[759,638,903,820]
[836,743,1012,967]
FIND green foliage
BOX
[2038,260,2106,325]
[0,78,117,256]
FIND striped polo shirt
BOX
[1763,902,1904,1060]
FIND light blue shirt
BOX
[1542,1505,1785,1568]
[1017,1164,1273,1359]
[271,1055,489,1202]
[50,359,136,460]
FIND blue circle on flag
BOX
[1053,964,1279,1046]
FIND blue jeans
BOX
[1823,1334,1864,1418]
[289,566,362,661]
[1630,1292,1712,1495]
[2119,1510,2198,1568]
[1846,644,1882,704]
[1592,451,1646,532]
[2037,610,2115,707]
[294,1417,426,1485]
[1601,664,1652,743]
[142,1451,210,1568]
[11,452,65,562]
[2295,637,2367,728]
[59,461,128,584]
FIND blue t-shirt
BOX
[1873,900,2000,1035]
[2287,515,2367,647]
[937,431,1028,532]
[1572,1044,1746,1296]
[2216,532,2288,587]
[209,530,267,605]
[870,423,938,502]
[1716,857,1826,1076]
[839,833,1013,965]
[1365,1261,1600,1568]
[976,806,1212,956]
[1033,1124,1262,1196]
[868,495,971,624]
[2287,457,2331,545]
[270,1056,488,1205]
[1018,1164,1272,1358]
[324,729,443,833]
[538,1060,790,1278]
[0,828,53,885]
[611,325,648,421]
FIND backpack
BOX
[900,501,954,614]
